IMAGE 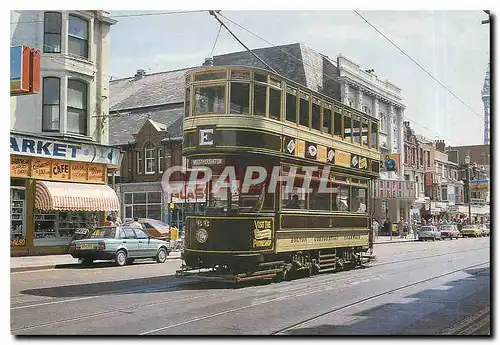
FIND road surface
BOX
[11,237,490,335]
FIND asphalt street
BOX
[11,237,490,335]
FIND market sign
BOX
[10,155,106,184]
[470,180,489,190]
[10,133,121,167]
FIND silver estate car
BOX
[418,225,442,241]
[70,226,170,266]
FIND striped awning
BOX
[35,181,120,212]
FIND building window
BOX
[404,145,409,164]
[419,148,423,166]
[158,149,164,173]
[123,192,163,221]
[68,15,89,58]
[43,12,61,53]
[427,152,431,167]
[144,143,156,174]
[441,187,448,201]
[380,112,387,132]
[362,105,371,115]
[136,151,143,175]
[67,79,87,135]
[42,77,60,132]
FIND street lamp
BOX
[465,153,472,224]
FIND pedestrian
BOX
[129,217,144,230]
[104,214,115,226]
[403,219,408,239]
[372,219,379,240]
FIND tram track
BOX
[11,243,488,334]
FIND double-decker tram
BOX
[175,65,381,282]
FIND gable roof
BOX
[109,67,192,112]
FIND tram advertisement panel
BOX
[275,231,369,252]
[186,216,274,252]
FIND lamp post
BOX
[465,153,472,224]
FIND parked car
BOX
[460,225,483,238]
[70,226,170,266]
[478,224,490,237]
[418,225,441,241]
[439,224,460,240]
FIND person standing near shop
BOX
[372,219,380,240]
[104,214,115,226]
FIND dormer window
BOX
[144,143,156,174]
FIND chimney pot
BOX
[203,57,214,66]
[134,69,146,79]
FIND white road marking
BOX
[11,296,98,310]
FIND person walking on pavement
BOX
[372,219,379,240]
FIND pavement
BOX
[10,237,411,273]
[10,237,490,335]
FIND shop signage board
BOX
[470,180,489,190]
[10,133,121,167]
[374,179,416,200]
[11,155,106,183]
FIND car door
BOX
[133,228,156,257]
[120,227,140,258]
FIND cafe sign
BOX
[11,155,106,183]
[10,133,121,166]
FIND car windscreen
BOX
[440,225,454,229]
[90,228,116,239]
[420,226,434,231]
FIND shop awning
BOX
[35,181,120,212]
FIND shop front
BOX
[10,132,121,256]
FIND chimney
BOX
[403,121,410,127]
[202,57,214,67]
[134,69,146,79]
[434,140,446,152]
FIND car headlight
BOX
[196,228,208,243]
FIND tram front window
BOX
[195,85,226,114]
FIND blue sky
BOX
[109,10,490,146]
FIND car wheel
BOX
[156,247,167,263]
[81,257,93,266]
[115,249,128,266]
[126,259,135,265]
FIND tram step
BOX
[258,261,285,267]
[319,262,336,268]
[318,267,336,273]
[319,254,337,259]
[318,258,336,264]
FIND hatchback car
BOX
[418,225,441,241]
[460,225,483,238]
[70,226,171,266]
[439,224,460,240]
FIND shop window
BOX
[195,85,226,114]
[42,77,60,132]
[323,105,332,134]
[184,88,190,117]
[344,115,352,141]
[299,93,310,127]
[11,185,26,246]
[350,187,366,213]
[332,184,349,212]
[34,211,99,246]
[158,149,164,173]
[43,12,61,53]
[362,119,369,146]
[68,15,89,58]
[269,88,281,120]
[230,83,250,114]
[67,79,88,135]
[253,84,267,116]
[370,122,378,149]
[123,191,163,221]
[353,115,360,143]
[312,98,321,131]
[144,143,156,174]
[334,111,342,137]
[285,90,297,123]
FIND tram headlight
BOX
[196,228,208,243]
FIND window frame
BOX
[144,143,156,175]
[43,12,62,53]
[285,87,298,125]
[229,81,250,115]
[193,83,227,115]
[352,113,361,144]
[252,82,267,117]
[322,102,333,135]
[311,97,321,132]
[41,76,61,132]
[66,79,88,136]
[343,111,352,142]
[268,86,282,121]
[298,91,311,128]
[333,110,343,139]
[68,14,89,59]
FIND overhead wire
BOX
[10,10,206,25]
[209,24,223,58]
[216,12,456,144]
[352,10,483,120]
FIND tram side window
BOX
[331,184,349,212]
[312,99,321,131]
[371,122,378,148]
[282,186,306,210]
[323,106,332,134]
[309,182,330,210]
[299,94,310,127]
[350,187,367,213]
[184,88,190,117]
[269,88,281,120]
[195,86,226,114]
[344,115,352,141]
[353,115,360,143]
[334,112,343,138]
[230,83,250,114]
[286,91,297,123]
[253,84,267,116]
